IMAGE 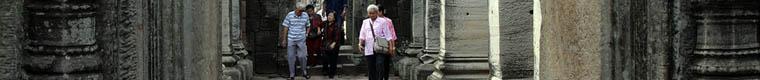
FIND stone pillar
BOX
[425,0,444,79]
[183,0,224,79]
[538,0,604,80]
[410,0,426,49]
[500,0,535,79]
[424,0,441,52]
[488,0,501,79]
[604,0,672,80]
[678,0,760,79]
[23,0,102,79]
[0,0,22,79]
[222,0,252,79]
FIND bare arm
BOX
[358,40,364,53]
[280,27,288,48]
[389,40,395,56]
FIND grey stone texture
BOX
[99,0,142,79]
[394,57,423,80]
[246,0,293,53]
[425,0,441,50]
[674,0,760,79]
[410,0,426,46]
[246,0,293,74]
[439,0,491,80]
[23,0,102,79]
[539,0,604,80]
[443,0,489,56]
[0,0,22,79]
[603,0,672,80]
[21,0,225,79]
[600,0,760,80]
[500,0,534,79]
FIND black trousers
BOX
[322,49,339,78]
[365,55,377,80]
[366,53,390,80]
[376,53,390,80]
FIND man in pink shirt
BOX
[358,4,396,80]
[375,5,396,80]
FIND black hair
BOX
[306,4,315,10]
[376,4,385,12]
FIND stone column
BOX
[23,0,102,79]
[0,0,22,79]
[410,0,426,49]
[424,0,441,53]
[222,0,252,79]
[488,0,501,79]
[538,0,604,80]
[682,0,760,79]
[500,0,535,79]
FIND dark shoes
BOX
[303,75,310,79]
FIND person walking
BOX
[359,4,396,80]
[322,11,343,79]
[280,3,311,80]
[375,4,397,80]
[305,4,323,67]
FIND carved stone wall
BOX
[12,0,225,79]
[675,0,760,79]
[246,0,293,74]
[0,0,23,79]
[604,0,673,80]
[22,0,103,79]
[99,0,142,79]
[246,0,292,53]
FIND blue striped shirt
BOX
[282,11,310,41]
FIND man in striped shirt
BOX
[280,3,311,80]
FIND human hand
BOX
[357,44,364,52]
[280,41,287,48]
[388,47,395,57]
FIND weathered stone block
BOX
[394,57,420,80]
[416,64,434,80]
[223,56,238,66]
[0,0,22,79]
[539,0,604,79]
[223,67,242,80]
[23,0,103,80]
[21,54,101,73]
[500,0,534,79]
[237,59,254,80]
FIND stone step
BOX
[443,62,490,74]
[446,53,488,58]
[339,45,353,53]
[444,57,489,62]
[443,73,490,80]
[442,59,490,80]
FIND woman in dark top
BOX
[305,4,323,66]
[322,11,343,79]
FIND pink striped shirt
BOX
[359,17,396,56]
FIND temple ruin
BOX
[0,0,758,80]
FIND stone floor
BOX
[255,74,401,80]
[254,62,402,80]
